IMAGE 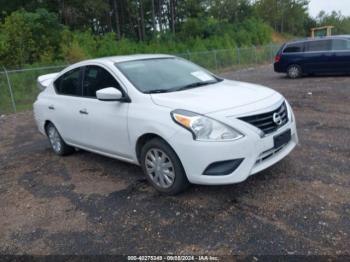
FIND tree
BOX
[209,0,253,23]
[0,9,64,66]
[112,0,121,39]
[255,0,310,36]
[316,11,350,35]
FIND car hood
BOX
[150,79,279,114]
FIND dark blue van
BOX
[274,36,350,78]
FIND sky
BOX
[308,0,350,17]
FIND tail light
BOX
[275,55,281,63]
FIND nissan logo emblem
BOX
[273,112,283,126]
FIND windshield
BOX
[115,58,221,93]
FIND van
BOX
[274,36,350,78]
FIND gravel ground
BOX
[0,65,349,255]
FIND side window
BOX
[306,40,331,52]
[283,43,304,53]
[54,68,83,96]
[83,66,121,98]
[332,39,350,51]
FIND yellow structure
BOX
[311,26,334,38]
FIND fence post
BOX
[270,43,274,63]
[214,50,218,72]
[187,50,192,61]
[254,46,258,66]
[3,66,16,113]
[236,47,241,68]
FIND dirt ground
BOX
[0,66,349,255]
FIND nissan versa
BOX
[33,55,298,194]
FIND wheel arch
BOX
[135,133,176,164]
[43,120,63,138]
[44,120,54,135]
[287,63,302,69]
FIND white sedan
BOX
[34,54,298,194]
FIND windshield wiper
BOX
[144,89,170,94]
[172,80,218,92]
[144,78,223,94]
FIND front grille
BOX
[239,102,288,135]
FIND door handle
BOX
[79,109,88,115]
[48,105,55,110]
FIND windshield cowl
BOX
[145,79,223,94]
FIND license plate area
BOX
[274,129,291,149]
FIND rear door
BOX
[78,65,131,158]
[331,39,350,73]
[304,40,332,73]
[52,67,87,145]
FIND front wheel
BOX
[140,138,190,195]
[287,64,302,79]
[46,123,74,156]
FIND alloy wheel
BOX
[288,65,301,78]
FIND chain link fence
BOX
[0,44,280,115]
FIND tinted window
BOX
[83,66,121,98]
[306,40,331,52]
[332,39,350,51]
[54,68,82,96]
[283,43,304,53]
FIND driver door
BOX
[78,65,131,158]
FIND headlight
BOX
[171,109,244,141]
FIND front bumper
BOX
[167,118,298,185]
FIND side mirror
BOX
[96,87,124,101]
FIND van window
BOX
[332,39,350,51]
[306,40,331,52]
[283,43,304,53]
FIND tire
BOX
[140,138,190,195]
[287,64,302,79]
[46,123,75,156]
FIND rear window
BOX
[306,40,331,52]
[283,43,304,53]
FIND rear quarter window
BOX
[283,43,304,53]
[54,68,83,96]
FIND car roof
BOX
[285,35,350,45]
[84,54,175,64]
[59,54,177,76]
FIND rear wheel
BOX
[140,138,190,195]
[287,64,302,79]
[46,123,74,156]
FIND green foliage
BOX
[0,8,63,67]
[0,8,272,68]
[4,0,346,68]
[316,11,350,35]
[255,0,311,36]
